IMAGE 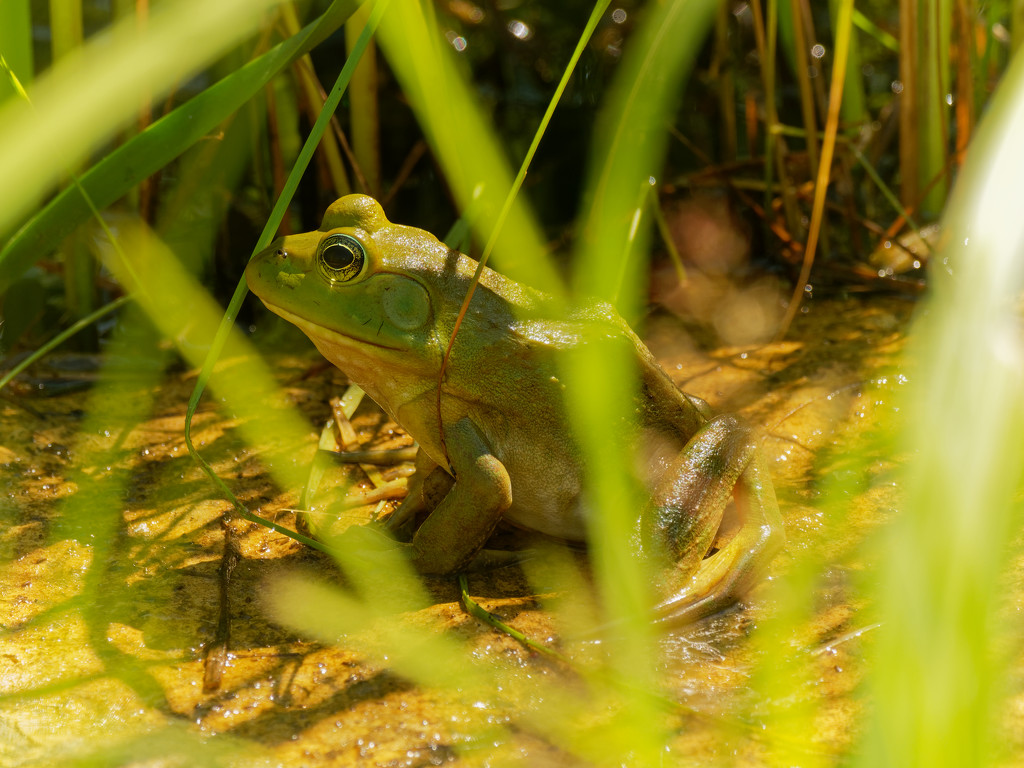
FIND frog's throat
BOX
[264,303,403,352]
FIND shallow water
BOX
[0,296,917,766]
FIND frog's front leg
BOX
[645,414,784,625]
[407,416,513,574]
[337,419,517,572]
[384,449,454,539]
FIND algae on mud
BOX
[1,297,913,766]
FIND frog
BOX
[245,194,783,624]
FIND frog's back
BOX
[442,297,706,541]
[438,306,588,539]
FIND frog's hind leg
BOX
[650,418,784,626]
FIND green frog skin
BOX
[246,194,783,624]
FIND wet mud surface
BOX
[1,296,916,766]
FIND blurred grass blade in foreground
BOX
[0,0,358,293]
[857,48,1024,768]
[0,0,285,239]
[95,216,312,495]
[375,0,559,295]
[567,0,718,707]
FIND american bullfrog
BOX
[246,194,783,624]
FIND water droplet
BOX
[507,20,532,40]
[445,31,467,51]
[611,8,627,22]
[811,43,825,58]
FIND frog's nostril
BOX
[276,249,285,258]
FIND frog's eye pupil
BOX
[317,235,365,283]
[323,243,355,270]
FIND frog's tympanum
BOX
[246,195,783,624]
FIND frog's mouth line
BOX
[262,302,403,351]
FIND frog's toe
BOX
[653,556,752,626]
[654,518,783,625]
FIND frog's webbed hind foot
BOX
[655,450,784,626]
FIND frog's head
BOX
[246,195,452,378]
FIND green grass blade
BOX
[183,0,387,534]
[467,0,610,286]
[856,46,1024,768]
[853,8,899,51]
[788,0,820,179]
[832,0,867,126]
[346,2,381,194]
[0,0,33,103]
[848,142,923,234]
[48,0,83,63]
[1015,2,1024,55]
[575,0,717,310]
[0,297,129,394]
[95,218,324,543]
[566,0,718,760]
[0,0,358,294]
[777,0,853,336]
[437,0,610,387]
[0,0,286,240]
[375,0,558,294]
[47,0,95,340]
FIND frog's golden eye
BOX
[317,234,365,283]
